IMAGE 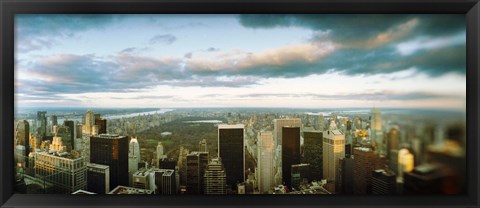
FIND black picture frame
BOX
[1,0,479,207]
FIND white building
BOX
[257,131,274,194]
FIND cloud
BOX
[15,14,123,52]
[149,34,177,45]
[241,91,463,101]
[238,14,466,76]
[185,41,337,77]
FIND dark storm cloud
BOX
[237,14,466,76]
[149,34,177,45]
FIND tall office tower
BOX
[204,158,227,194]
[257,131,274,194]
[397,148,414,181]
[186,152,209,194]
[371,169,396,194]
[153,169,176,194]
[95,118,107,134]
[272,118,293,185]
[51,115,58,126]
[63,120,75,150]
[84,110,94,135]
[14,120,30,166]
[34,151,87,193]
[90,134,129,191]
[291,163,310,189]
[323,130,345,193]
[371,109,382,131]
[132,168,152,190]
[339,155,354,194]
[371,109,384,155]
[218,124,245,190]
[302,130,323,181]
[177,146,189,186]
[55,125,72,152]
[387,128,400,159]
[128,137,141,186]
[37,111,47,138]
[157,142,167,161]
[273,118,301,150]
[316,114,325,131]
[87,163,110,194]
[199,139,208,152]
[76,124,83,139]
[282,126,301,189]
[389,149,399,175]
[353,147,386,194]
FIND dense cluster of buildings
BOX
[13,108,466,195]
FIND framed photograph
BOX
[1,0,479,207]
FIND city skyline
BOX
[15,14,466,109]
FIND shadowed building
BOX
[218,124,245,190]
[87,163,110,194]
[204,158,227,194]
[186,152,209,194]
[282,126,301,189]
[302,130,323,181]
[353,147,386,194]
[90,134,129,191]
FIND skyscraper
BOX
[37,111,47,138]
[51,115,58,126]
[95,118,107,134]
[157,141,167,161]
[302,130,323,181]
[14,120,30,166]
[87,163,110,194]
[323,130,345,193]
[63,120,75,150]
[204,158,227,194]
[84,110,94,135]
[257,131,274,194]
[339,155,354,194]
[129,137,141,186]
[90,134,129,191]
[199,139,208,152]
[186,152,209,194]
[152,168,176,194]
[316,114,325,131]
[273,118,301,150]
[218,124,245,190]
[282,126,301,189]
[353,147,385,194]
[273,118,301,186]
[387,128,400,159]
[371,109,384,155]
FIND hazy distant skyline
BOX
[15,14,466,109]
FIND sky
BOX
[14,14,466,109]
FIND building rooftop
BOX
[354,147,373,152]
[94,134,125,139]
[72,190,96,194]
[87,163,109,170]
[218,124,245,129]
[108,186,153,194]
